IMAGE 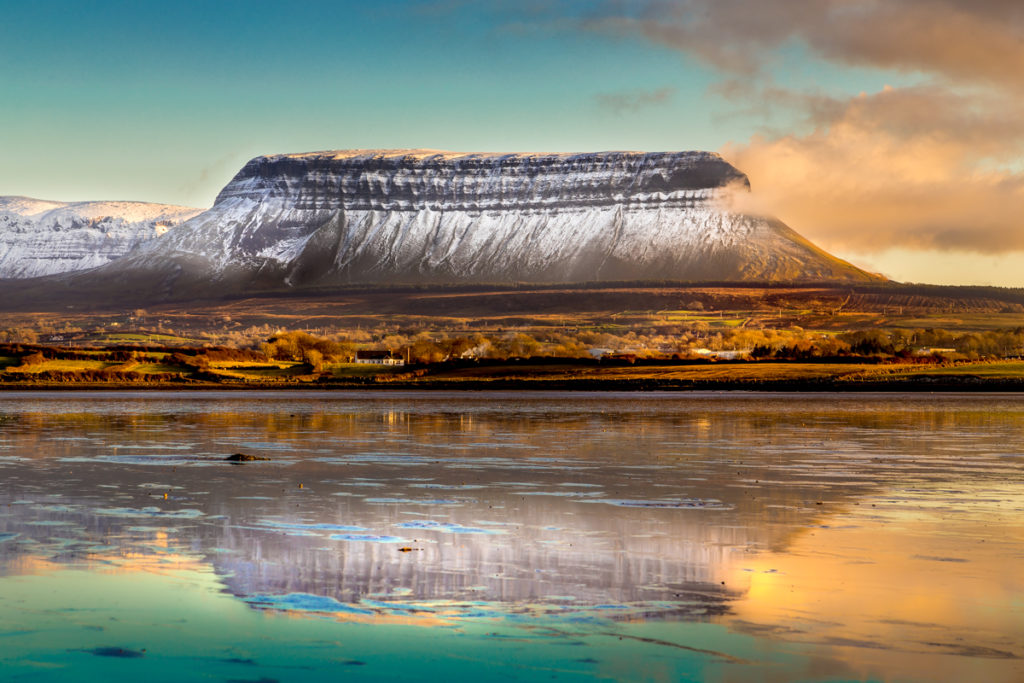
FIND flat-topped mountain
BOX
[11,150,881,304]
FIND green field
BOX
[426,362,876,383]
[209,365,305,381]
[132,363,187,374]
[887,361,1024,378]
[328,363,406,378]
[88,332,202,345]
[13,360,115,373]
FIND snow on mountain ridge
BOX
[113,149,876,289]
[0,196,203,279]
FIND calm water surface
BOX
[0,391,1021,682]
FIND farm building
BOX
[355,349,405,366]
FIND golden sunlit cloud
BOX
[583,0,1024,280]
[721,85,1024,254]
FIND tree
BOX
[302,348,324,372]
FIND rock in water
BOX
[225,453,270,463]
[0,196,201,279]
[34,150,881,301]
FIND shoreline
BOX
[1,377,1022,392]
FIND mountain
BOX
[0,196,202,279]
[14,150,881,305]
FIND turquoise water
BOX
[0,391,1021,681]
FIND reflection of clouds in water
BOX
[242,591,724,627]
[0,392,1021,675]
[0,483,750,613]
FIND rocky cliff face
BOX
[106,149,878,292]
[0,196,201,279]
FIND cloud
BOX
[587,0,1024,90]
[711,84,1024,253]
[409,2,1024,259]
[580,0,1024,256]
[594,86,676,114]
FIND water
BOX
[0,391,1021,682]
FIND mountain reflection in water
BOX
[0,391,1021,682]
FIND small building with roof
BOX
[355,349,405,366]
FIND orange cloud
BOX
[720,86,1024,253]
[583,1,1024,258]
[588,0,1024,89]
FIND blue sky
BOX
[2,2,721,205]
[3,1,1023,284]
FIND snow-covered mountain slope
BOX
[0,196,202,279]
[45,150,879,301]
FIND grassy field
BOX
[877,360,1024,378]
[12,359,116,374]
[132,363,186,374]
[426,362,877,383]
[2,358,1023,388]
[1,330,1023,387]
[655,310,749,327]
[207,360,290,369]
[328,363,407,378]
[208,365,305,381]
[89,332,201,345]
[4,281,1024,342]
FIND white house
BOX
[355,349,405,366]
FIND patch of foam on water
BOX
[394,520,503,535]
[32,505,77,512]
[409,483,485,490]
[256,520,366,532]
[93,507,204,519]
[363,497,468,506]
[581,498,732,510]
[245,592,375,615]
[317,454,434,466]
[329,534,407,543]
[517,491,604,498]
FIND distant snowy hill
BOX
[0,196,202,279]
[77,149,877,297]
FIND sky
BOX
[2,0,1023,286]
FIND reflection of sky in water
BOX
[0,391,1021,681]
